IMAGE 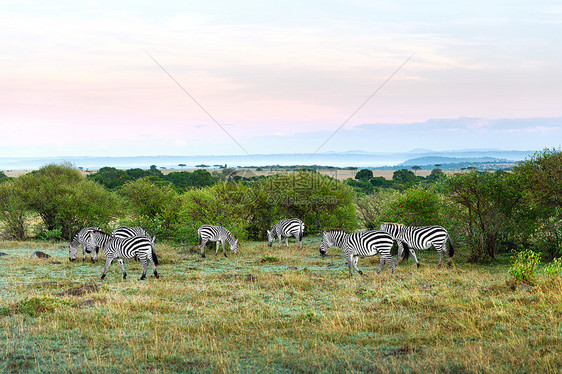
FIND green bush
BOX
[15,163,121,239]
[509,249,541,283]
[543,257,562,277]
[119,177,181,240]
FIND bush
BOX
[543,257,562,277]
[509,249,541,283]
[356,186,442,229]
[16,163,121,239]
[0,180,28,240]
[119,178,181,240]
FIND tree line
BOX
[0,148,560,263]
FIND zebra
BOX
[197,225,238,258]
[86,229,159,280]
[69,227,101,262]
[320,229,396,275]
[267,218,304,249]
[112,226,153,241]
[380,223,454,268]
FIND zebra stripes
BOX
[197,225,238,258]
[69,227,101,262]
[87,229,159,280]
[268,219,304,249]
[380,223,454,268]
[112,226,153,241]
[320,229,396,275]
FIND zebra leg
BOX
[101,257,114,280]
[409,249,420,268]
[396,242,404,262]
[285,237,289,247]
[215,241,220,255]
[386,255,396,274]
[278,234,282,248]
[149,255,159,279]
[437,246,444,267]
[353,256,364,276]
[200,240,207,258]
[376,257,386,274]
[139,255,148,280]
[346,253,354,276]
[117,259,127,279]
[223,240,227,257]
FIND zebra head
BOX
[68,241,79,261]
[267,230,274,247]
[231,239,238,254]
[319,232,333,258]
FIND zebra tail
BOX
[402,241,411,261]
[448,235,455,257]
[197,229,201,246]
[152,247,159,266]
[299,223,304,241]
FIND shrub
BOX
[16,163,121,239]
[508,249,541,283]
[543,257,562,277]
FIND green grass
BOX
[1,240,561,373]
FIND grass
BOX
[0,239,561,373]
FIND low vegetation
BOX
[1,148,562,372]
[1,241,561,373]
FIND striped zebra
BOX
[112,226,153,241]
[267,218,304,249]
[197,225,238,258]
[69,227,101,262]
[320,229,396,275]
[380,223,454,268]
[87,229,159,280]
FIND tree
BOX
[392,169,416,184]
[178,163,186,169]
[444,170,522,262]
[17,163,120,239]
[0,180,28,239]
[355,169,373,182]
[411,165,421,175]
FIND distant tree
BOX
[196,164,210,168]
[178,163,186,169]
[426,168,445,182]
[355,169,373,182]
[392,169,416,184]
[411,165,421,175]
[87,167,130,189]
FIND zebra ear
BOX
[267,230,270,235]
[152,237,156,245]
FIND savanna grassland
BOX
[1,239,561,373]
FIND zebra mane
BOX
[91,229,112,236]
[324,228,346,233]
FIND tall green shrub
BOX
[17,163,120,239]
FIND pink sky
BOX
[1,1,561,157]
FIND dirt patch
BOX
[57,282,100,297]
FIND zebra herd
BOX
[68,219,454,279]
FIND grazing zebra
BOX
[380,223,454,268]
[112,226,153,241]
[320,229,396,275]
[69,227,101,262]
[197,225,238,258]
[267,218,305,249]
[87,229,159,280]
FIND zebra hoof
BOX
[154,271,159,279]
[123,273,127,280]
[139,276,146,280]
[416,263,420,269]
[201,254,206,258]
[101,274,106,280]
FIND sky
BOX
[1,0,561,158]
